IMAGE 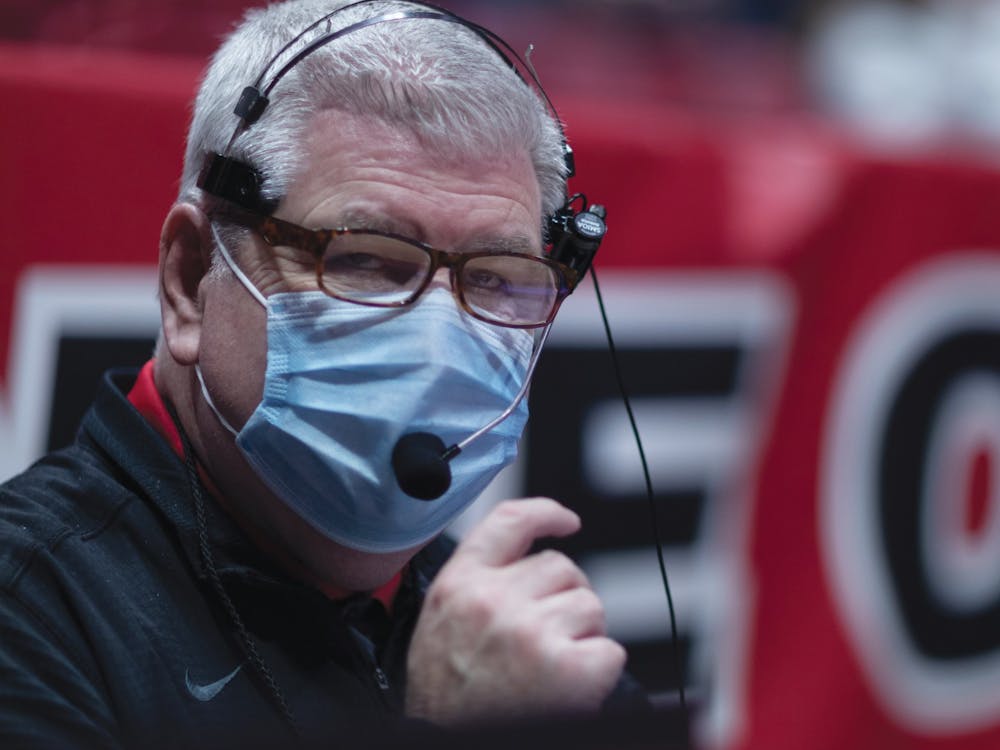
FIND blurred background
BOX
[3,1,1000,748]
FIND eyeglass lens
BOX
[319,234,560,326]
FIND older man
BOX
[0,1,633,747]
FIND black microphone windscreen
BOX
[392,432,452,501]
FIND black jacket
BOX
[0,370,651,749]
[0,370,453,748]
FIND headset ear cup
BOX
[547,202,579,255]
[545,209,568,250]
[547,202,606,290]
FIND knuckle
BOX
[492,613,546,661]
[525,495,559,510]
[566,583,601,609]
[492,499,527,523]
[581,591,607,623]
[569,591,607,634]
[604,639,628,670]
[539,549,586,582]
[426,569,492,618]
[455,587,497,622]
[582,638,627,671]
[497,497,527,513]
[492,496,562,520]
[536,548,560,561]
[426,572,460,606]
[422,587,449,617]
[509,615,541,645]
[536,548,566,568]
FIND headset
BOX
[196,0,606,290]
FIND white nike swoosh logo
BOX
[185,665,242,702]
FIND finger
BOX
[506,549,590,599]
[562,637,628,701]
[455,498,580,567]
[535,587,608,639]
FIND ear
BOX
[159,203,213,366]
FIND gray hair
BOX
[180,0,568,226]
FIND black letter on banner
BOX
[879,329,1000,659]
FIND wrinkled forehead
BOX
[276,109,544,249]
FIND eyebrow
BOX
[331,208,541,256]
[465,234,540,255]
[332,208,420,237]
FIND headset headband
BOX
[196,0,604,285]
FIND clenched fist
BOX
[405,497,627,724]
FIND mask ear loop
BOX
[194,223,267,438]
[210,223,268,308]
[195,365,240,438]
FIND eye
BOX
[328,252,384,270]
[465,268,508,291]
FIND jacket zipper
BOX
[347,626,393,707]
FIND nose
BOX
[425,267,453,294]
[418,267,467,314]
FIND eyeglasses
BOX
[219,210,580,329]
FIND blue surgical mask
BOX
[197,227,533,553]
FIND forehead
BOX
[277,110,544,251]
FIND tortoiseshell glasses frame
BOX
[219,208,580,329]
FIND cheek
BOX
[199,277,269,424]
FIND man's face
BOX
[191,109,543,588]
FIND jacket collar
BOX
[81,368,450,615]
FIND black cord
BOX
[234,1,567,152]
[261,7,554,115]
[589,269,689,725]
[173,413,300,738]
[252,0,380,89]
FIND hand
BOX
[405,497,627,725]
